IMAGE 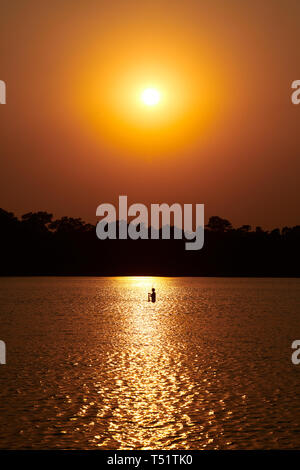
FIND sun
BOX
[141,88,160,106]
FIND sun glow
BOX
[71,42,225,160]
[141,88,160,106]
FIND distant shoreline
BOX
[1,209,299,277]
[1,274,299,278]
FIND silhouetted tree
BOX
[206,216,232,232]
[21,211,53,233]
[237,224,251,232]
[0,208,299,276]
[49,217,93,234]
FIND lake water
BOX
[0,276,300,449]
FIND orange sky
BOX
[0,0,300,229]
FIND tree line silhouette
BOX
[0,208,299,276]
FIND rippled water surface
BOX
[0,276,300,449]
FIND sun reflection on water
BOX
[87,276,221,449]
[2,276,288,449]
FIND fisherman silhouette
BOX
[148,288,156,303]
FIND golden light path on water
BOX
[86,277,227,449]
[101,277,195,449]
[1,276,300,449]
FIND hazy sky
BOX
[0,0,299,228]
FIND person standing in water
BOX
[148,288,156,303]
